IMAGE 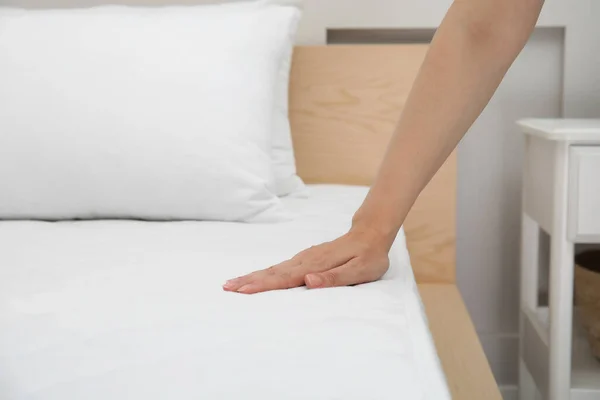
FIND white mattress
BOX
[0,185,450,400]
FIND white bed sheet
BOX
[0,185,450,400]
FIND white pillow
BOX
[271,27,308,197]
[215,0,305,197]
[0,3,301,222]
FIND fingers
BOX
[237,270,304,294]
[222,275,251,292]
[223,259,302,294]
[223,242,349,294]
[304,258,379,289]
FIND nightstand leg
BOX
[519,213,541,400]
[548,142,575,400]
[548,236,574,400]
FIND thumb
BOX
[305,259,362,289]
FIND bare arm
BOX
[224,0,544,294]
[353,0,544,246]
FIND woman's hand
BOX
[222,226,392,294]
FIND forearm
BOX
[353,0,543,244]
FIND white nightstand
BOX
[518,119,600,400]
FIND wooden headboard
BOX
[289,45,456,284]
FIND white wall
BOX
[4,0,599,388]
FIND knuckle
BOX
[293,249,309,261]
[310,251,333,267]
[308,254,325,267]
[266,266,277,275]
[305,245,319,254]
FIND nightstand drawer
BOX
[569,146,600,241]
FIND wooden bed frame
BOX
[289,45,502,399]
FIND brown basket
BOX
[574,250,600,360]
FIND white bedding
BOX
[0,185,450,400]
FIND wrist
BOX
[351,211,399,248]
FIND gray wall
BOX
[457,28,563,385]
[3,0,600,390]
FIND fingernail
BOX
[222,280,234,289]
[306,274,323,288]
